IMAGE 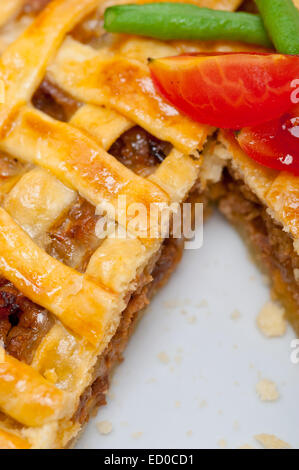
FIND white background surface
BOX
[77,212,299,449]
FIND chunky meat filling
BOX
[46,196,101,272]
[109,126,172,176]
[0,278,52,363]
[32,79,79,122]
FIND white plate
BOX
[76,212,299,449]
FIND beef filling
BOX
[73,237,184,426]
[32,79,79,122]
[46,195,101,272]
[217,168,299,326]
[0,278,52,363]
[109,126,172,176]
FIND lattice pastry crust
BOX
[0,0,297,450]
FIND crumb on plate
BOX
[255,433,291,449]
[238,444,254,449]
[196,299,208,308]
[198,399,207,408]
[231,309,241,321]
[96,420,113,435]
[157,351,170,364]
[257,301,286,338]
[218,439,227,448]
[256,379,279,402]
[187,315,197,324]
[132,431,143,439]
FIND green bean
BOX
[104,3,272,48]
[255,0,299,55]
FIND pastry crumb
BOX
[132,431,143,439]
[233,420,239,430]
[218,439,227,448]
[96,420,113,435]
[163,299,179,309]
[186,430,193,437]
[146,377,157,384]
[157,351,170,364]
[257,301,286,337]
[256,379,279,402]
[238,443,254,449]
[199,399,207,408]
[255,433,291,449]
[230,309,241,321]
[187,315,197,324]
[174,400,181,408]
[196,299,208,308]
[174,355,182,365]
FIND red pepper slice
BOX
[149,53,299,129]
[237,106,299,176]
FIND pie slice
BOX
[0,0,298,450]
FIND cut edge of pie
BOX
[0,0,297,450]
[201,131,299,326]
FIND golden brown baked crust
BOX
[0,0,298,450]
